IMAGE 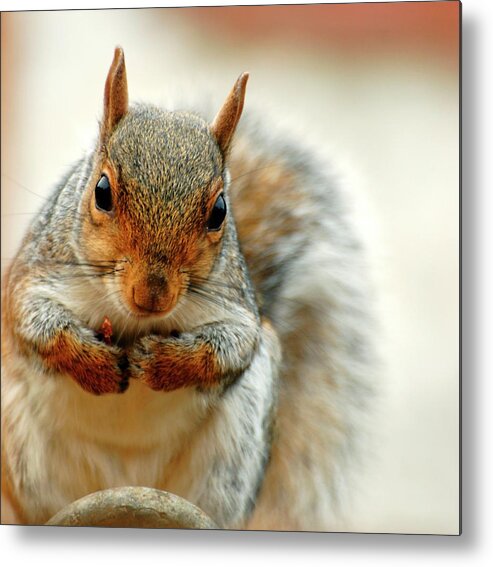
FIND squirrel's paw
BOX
[129,334,215,392]
[40,330,129,395]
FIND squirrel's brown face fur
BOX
[79,48,247,319]
[81,107,225,317]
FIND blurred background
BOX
[1,1,459,534]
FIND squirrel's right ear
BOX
[100,47,128,148]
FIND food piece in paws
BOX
[97,315,113,345]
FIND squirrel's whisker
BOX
[1,172,50,202]
[229,163,281,184]
[187,287,230,310]
[47,269,124,282]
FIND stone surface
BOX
[46,487,218,529]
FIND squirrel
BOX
[1,47,377,530]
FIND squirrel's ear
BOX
[100,47,128,147]
[211,72,249,154]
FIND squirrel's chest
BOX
[7,361,212,516]
[55,378,209,448]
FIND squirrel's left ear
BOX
[211,72,249,154]
[100,47,128,147]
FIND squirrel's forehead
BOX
[108,109,223,192]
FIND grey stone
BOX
[46,487,218,529]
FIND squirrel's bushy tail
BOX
[230,123,377,531]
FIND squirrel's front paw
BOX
[129,334,215,392]
[40,331,129,395]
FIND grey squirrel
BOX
[1,47,377,530]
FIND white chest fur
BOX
[2,349,212,523]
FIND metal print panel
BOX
[1,1,460,534]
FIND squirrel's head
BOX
[80,48,248,321]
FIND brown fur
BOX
[132,336,219,391]
[36,331,128,396]
[81,170,226,317]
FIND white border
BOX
[2,0,491,566]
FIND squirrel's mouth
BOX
[129,303,175,318]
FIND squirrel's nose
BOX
[132,272,171,314]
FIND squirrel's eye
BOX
[207,193,227,232]
[95,175,113,212]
